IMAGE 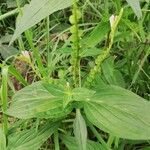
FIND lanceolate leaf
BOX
[84,85,150,140]
[0,45,18,59]
[9,65,28,86]
[10,0,73,44]
[82,21,110,48]
[126,0,142,19]
[7,121,59,150]
[73,109,87,150]
[7,81,72,119]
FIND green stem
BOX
[1,66,9,135]
[72,0,81,87]
[107,134,115,147]
[85,8,123,86]
[25,30,46,78]
[16,0,22,15]
[47,16,51,77]
[113,0,121,13]
[130,46,150,86]
[0,8,19,21]
[104,0,109,15]
[47,16,50,64]
[88,123,111,150]
[87,0,102,17]
[54,130,60,150]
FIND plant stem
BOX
[71,0,81,87]
[113,0,121,13]
[16,0,22,15]
[85,8,123,86]
[46,16,51,77]
[107,134,115,147]
[87,0,102,17]
[104,0,109,15]
[25,30,46,78]
[1,66,9,135]
[54,130,60,150]
[0,8,19,21]
[88,123,111,150]
[130,46,150,87]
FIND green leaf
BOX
[62,135,103,150]
[101,57,125,87]
[8,65,28,86]
[0,45,18,59]
[7,121,59,150]
[80,47,102,57]
[0,128,7,150]
[73,109,87,150]
[140,147,150,150]
[72,88,95,102]
[126,0,142,19]
[7,81,72,119]
[82,21,110,48]
[0,34,12,43]
[84,85,150,140]
[6,0,26,8]
[58,47,101,58]
[10,0,73,44]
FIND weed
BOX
[0,0,150,149]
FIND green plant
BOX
[0,0,150,149]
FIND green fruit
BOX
[69,15,76,24]
[70,25,76,33]
[70,35,76,42]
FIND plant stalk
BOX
[54,130,60,150]
[1,66,9,135]
[71,0,81,87]
[0,8,19,21]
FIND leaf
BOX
[84,85,150,140]
[140,147,150,150]
[0,34,12,43]
[58,47,101,57]
[0,45,18,59]
[7,121,59,150]
[7,81,72,119]
[72,88,95,102]
[80,47,102,57]
[82,21,110,48]
[8,65,28,86]
[0,128,7,150]
[73,109,87,150]
[6,0,26,8]
[62,135,103,150]
[126,0,142,19]
[122,19,141,41]
[10,0,73,44]
[101,57,125,87]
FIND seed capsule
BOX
[69,15,76,24]
[70,25,76,33]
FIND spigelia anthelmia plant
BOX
[0,0,150,149]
